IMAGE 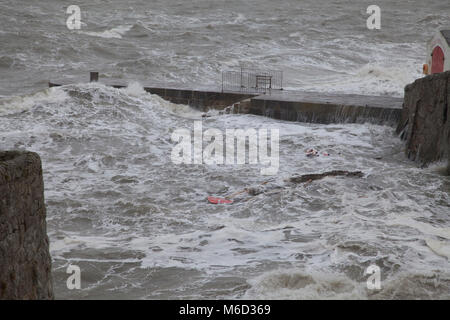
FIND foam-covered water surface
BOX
[1,0,450,299]
[1,82,449,299]
[1,0,449,97]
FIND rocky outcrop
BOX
[397,71,450,172]
[0,151,53,299]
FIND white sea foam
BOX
[80,25,132,39]
[294,62,422,97]
[244,269,366,300]
[1,82,448,299]
[426,239,450,260]
[0,87,69,116]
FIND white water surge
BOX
[0,0,449,299]
[0,82,449,299]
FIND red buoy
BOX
[207,196,233,204]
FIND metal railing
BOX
[222,67,283,93]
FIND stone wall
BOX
[249,98,402,125]
[397,71,450,172]
[0,151,53,299]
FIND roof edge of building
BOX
[439,29,450,46]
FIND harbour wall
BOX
[396,71,450,172]
[0,151,54,299]
[49,74,403,126]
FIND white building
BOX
[424,30,450,74]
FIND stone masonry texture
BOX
[0,150,53,299]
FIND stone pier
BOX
[49,74,403,126]
[0,151,53,299]
[397,71,450,172]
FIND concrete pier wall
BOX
[145,88,403,125]
[249,95,402,125]
[0,151,53,300]
[142,87,256,111]
[136,87,403,125]
[48,79,403,125]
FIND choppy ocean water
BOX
[0,0,449,299]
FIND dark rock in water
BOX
[0,151,54,300]
[246,186,264,196]
[397,71,450,174]
[288,170,364,183]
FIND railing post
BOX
[90,72,99,82]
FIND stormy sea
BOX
[0,0,449,299]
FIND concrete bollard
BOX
[90,71,99,82]
[0,151,54,300]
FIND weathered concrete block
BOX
[397,71,450,170]
[0,151,53,299]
